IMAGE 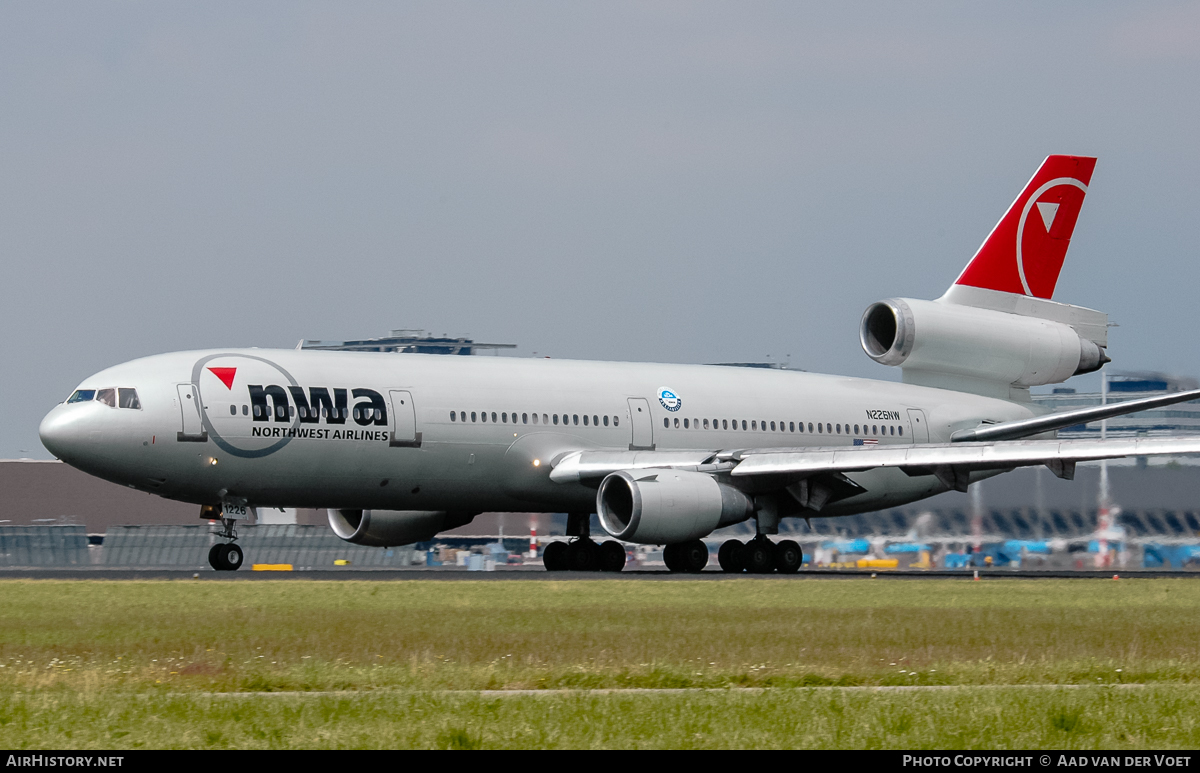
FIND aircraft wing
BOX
[550,436,1200,493]
[950,387,1200,442]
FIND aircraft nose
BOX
[39,404,90,460]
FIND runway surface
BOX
[0,567,1195,580]
[186,684,1173,697]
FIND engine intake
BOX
[328,509,475,547]
[596,469,753,544]
[860,297,1108,387]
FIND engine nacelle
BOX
[327,509,476,547]
[860,297,1107,388]
[596,469,753,545]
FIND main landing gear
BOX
[543,539,627,572]
[715,537,802,574]
[662,540,710,573]
[207,513,244,572]
[542,511,627,572]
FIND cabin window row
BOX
[227,404,375,421]
[662,417,902,437]
[449,411,620,427]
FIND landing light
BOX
[533,459,541,467]
[208,457,218,466]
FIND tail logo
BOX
[952,155,1096,300]
[1016,177,1088,297]
[1036,202,1059,230]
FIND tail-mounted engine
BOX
[860,296,1108,393]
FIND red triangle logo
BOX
[208,367,237,390]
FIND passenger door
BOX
[389,390,421,447]
[627,397,655,450]
[176,383,208,442]
[907,408,929,443]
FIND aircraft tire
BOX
[208,544,223,571]
[717,539,745,573]
[774,540,803,574]
[599,540,627,572]
[542,541,568,571]
[662,544,681,572]
[224,543,244,571]
[744,538,776,574]
[567,539,599,572]
[680,540,709,573]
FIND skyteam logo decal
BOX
[657,387,682,412]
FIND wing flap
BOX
[549,449,720,483]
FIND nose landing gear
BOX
[201,501,252,572]
[208,542,244,571]
[201,505,244,572]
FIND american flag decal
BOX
[854,438,879,446]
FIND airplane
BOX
[39,155,1200,573]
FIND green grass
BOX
[1,578,1198,747]
[2,687,1199,749]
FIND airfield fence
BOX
[0,526,89,567]
[738,507,1200,540]
[0,524,414,569]
[100,524,416,569]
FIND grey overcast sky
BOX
[2,2,1199,458]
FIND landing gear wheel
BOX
[679,540,709,573]
[774,540,803,574]
[662,544,681,572]
[209,543,243,571]
[599,541,627,572]
[566,539,599,572]
[744,538,776,574]
[718,539,746,573]
[542,541,568,571]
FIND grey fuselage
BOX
[39,349,1036,523]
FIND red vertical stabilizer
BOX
[952,155,1096,300]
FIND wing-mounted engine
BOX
[596,469,753,544]
[328,508,476,547]
[860,295,1108,398]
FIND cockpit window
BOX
[96,388,117,408]
[118,388,141,410]
[67,390,95,404]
